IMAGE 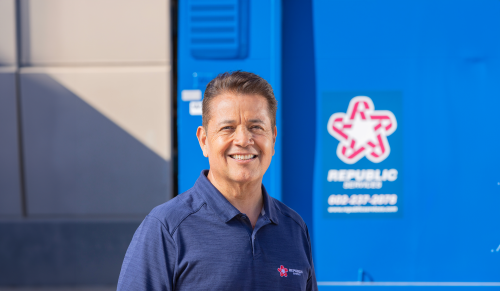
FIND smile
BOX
[229,154,257,160]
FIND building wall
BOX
[0,0,173,286]
[0,0,22,217]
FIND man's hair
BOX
[202,71,277,130]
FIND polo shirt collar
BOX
[195,170,279,225]
[261,182,279,225]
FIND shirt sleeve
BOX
[117,215,177,291]
[305,225,318,291]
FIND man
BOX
[117,71,317,290]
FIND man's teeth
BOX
[231,154,255,160]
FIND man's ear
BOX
[272,125,277,156]
[196,126,208,157]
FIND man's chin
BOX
[228,171,261,184]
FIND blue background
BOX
[313,0,500,283]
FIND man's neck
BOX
[207,171,263,229]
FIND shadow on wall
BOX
[20,73,171,216]
[0,74,170,286]
[0,71,22,216]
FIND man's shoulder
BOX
[148,187,206,235]
[270,197,308,233]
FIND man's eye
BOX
[251,126,263,130]
[221,126,233,130]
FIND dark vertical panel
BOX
[281,0,316,234]
[0,70,22,216]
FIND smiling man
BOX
[117,71,317,291]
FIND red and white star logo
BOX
[327,96,397,164]
[277,265,288,277]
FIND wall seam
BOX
[14,0,27,217]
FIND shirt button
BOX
[241,215,247,219]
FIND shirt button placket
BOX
[251,234,256,256]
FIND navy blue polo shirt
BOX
[118,170,317,291]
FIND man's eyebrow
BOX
[248,119,265,124]
[217,120,236,126]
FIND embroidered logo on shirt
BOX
[277,265,288,277]
[289,269,304,276]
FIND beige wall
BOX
[22,66,172,161]
[0,0,16,66]
[20,0,172,157]
[2,0,173,216]
[20,0,170,66]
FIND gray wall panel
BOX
[0,221,140,285]
[20,73,171,216]
[0,71,22,216]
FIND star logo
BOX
[327,96,397,164]
[277,265,288,277]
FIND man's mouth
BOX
[229,154,257,160]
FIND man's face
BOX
[197,93,277,185]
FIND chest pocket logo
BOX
[277,265,288,277]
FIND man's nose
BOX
[233,126,253,147]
